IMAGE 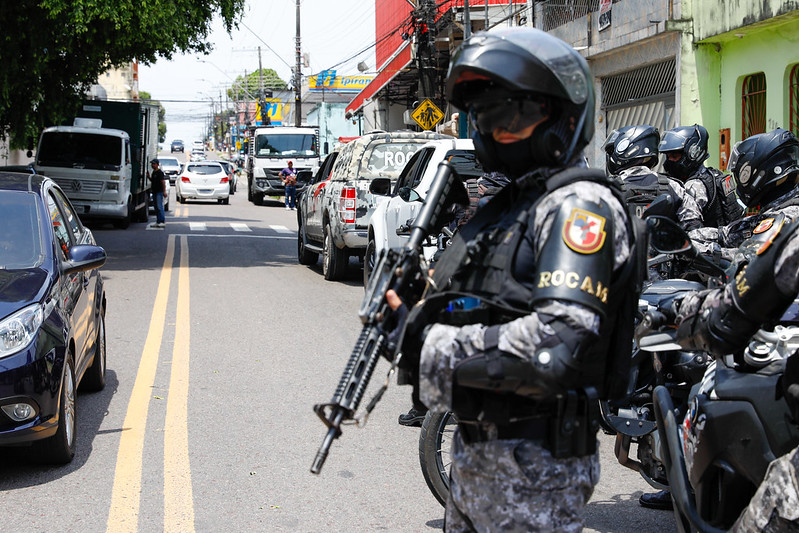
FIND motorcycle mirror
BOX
[638,332,683,352]
[642,194,677,219]
[647,216,692,255]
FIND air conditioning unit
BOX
[403,109,416,126]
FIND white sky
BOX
[139,0,376,144]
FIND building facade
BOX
[347,0,799,170]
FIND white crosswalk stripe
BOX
[189,222,207,231]
[230,223,251,232]
[270,225,293,234]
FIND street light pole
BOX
[295,0,302,127]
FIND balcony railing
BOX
[540,0,601,31]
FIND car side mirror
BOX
[398,187,421,203]
[369,177,392,196]
[64,244,107,274]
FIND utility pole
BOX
[415,0,437,101]
[295,0,302,127]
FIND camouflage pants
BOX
[732,445,799,532]
[444,429,599,533]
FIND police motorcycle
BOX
[639,216,799,532]
[600,202,729,495]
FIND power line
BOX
[240,21,293,70]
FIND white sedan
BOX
[176,162,230,204]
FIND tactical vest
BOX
[691,167,745,226]
[613,167,675,219]
[426,168,647,403]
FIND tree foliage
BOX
[0,0,246,148]
[227,69,288,101]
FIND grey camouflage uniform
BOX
[418,178,632,532]
[732,446,799,532]
[689,187,799,261]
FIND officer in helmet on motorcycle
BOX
[604,124,702,231]
[670,128,799,530]
[387,27,646,530]
[660,124,745,227]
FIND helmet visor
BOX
[468,95,549,135]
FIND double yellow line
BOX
[106,235,195,532]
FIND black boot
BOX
[639,490,673,510]
[398,408,427,427]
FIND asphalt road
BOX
[0,152,676,532]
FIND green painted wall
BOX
[676,1,799,168]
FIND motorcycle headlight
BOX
[0,304,44,358]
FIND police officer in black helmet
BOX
[388,28,646,531]
[604,124,702,231]
[660,124,745,226]
[671,129,799,530]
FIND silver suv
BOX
[297,130,451,280]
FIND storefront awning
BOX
[345,43,413,118]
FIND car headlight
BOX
[0,303,44,358]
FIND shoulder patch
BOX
[752,218,774,235]
[721,174,736,196]
[562,208,607,254]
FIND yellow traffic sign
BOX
[411,99,444,130]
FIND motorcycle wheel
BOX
[419,411,457,507]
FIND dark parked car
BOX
[170,139,185,153]
[0,172,107,464]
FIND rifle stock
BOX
[311,161,466,474]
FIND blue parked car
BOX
[0,172,107,464]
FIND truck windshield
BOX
[254,134,317,157]
[37,132,123,170]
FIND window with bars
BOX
[790,64,799,138]
[541,0,600,31]
[742,72,766,138]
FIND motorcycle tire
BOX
[418,411,457,507]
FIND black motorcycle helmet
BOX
[603,125,660,175]
[727,128,799,208]
[446,28,594,178]
[658,125,709,180]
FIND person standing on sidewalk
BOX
[281,160,297,210]
[148,159,166,228]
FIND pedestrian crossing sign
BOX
[411,99,445,131]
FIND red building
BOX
[346,0,528,131]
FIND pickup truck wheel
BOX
[298,220,319,265]
[253,192,264,206]
[363,237,377,287]
[323,224,347,281]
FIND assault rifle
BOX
[311,161,468,474]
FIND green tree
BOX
[227,69,288,101]
[0,0,246,148]
[139,91,167,143]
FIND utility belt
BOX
[454,389,600,458]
